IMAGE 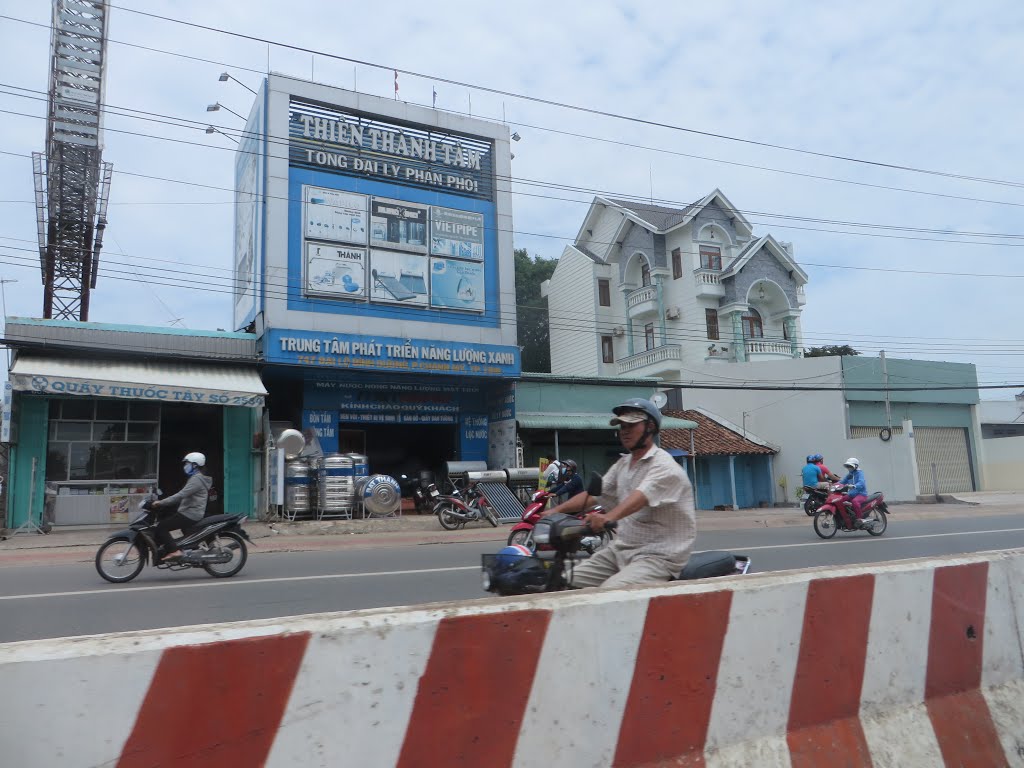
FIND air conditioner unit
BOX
[665,307,681,320]
[612,326,625,337]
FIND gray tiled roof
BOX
[606,197,702,232]
[575,244,606,263]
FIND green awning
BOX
[516,412,697,430]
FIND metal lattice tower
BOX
[32,0,112,321]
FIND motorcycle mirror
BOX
[586,472,603,497]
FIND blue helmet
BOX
[495,544,532,567]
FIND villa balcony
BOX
[694,268,725,299]
[745,337,795,360]
[616,344,683,378]
[625,285,658,319]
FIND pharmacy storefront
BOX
[242,75,520,478]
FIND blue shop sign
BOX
[266,329,520,378]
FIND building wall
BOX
[546,249,599,376]
[978,434,1024,491]
[578,202,621,261]
[6,396,47,528]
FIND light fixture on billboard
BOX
[206,102,246,121]
[205,125,238,144]
[218,72,258,95]
[511,132,521,142]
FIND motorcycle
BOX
[506,488,607,556]
[435,480,499,530]
[399,473,443,514]
[482,473,751,596]
[95,499,253,583]
[802,485,830,516]
[812,484,890,539]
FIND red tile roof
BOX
[661,409,776,456]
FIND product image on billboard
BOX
[370,198,428,254]
[430,258,485,312]
[370,250,429,306]
[303,186,368,245]
[306,242,367,299]
[430,206,484,261]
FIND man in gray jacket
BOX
[152,451,213,561]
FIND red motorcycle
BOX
[506,489,606,556]
[813,484,890,539]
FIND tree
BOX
[804,345,861,357]
[514,248,557,372]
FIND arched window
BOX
[742,308,763,338]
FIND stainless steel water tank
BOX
[285,459,314,517]
[318,453,356,514]
[357,474,401,517]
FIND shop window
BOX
[597,278,611,307]
[700,245,722,270]
[640,261,652,287]
[645,322,656,351]
[45,398,160,482]
[601,335,614,363]
[706,309,720,340]
[672,248,682,279]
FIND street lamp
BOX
[206,102,246,121]
[205,125,238,144]
[218,72,257,95]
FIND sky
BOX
[1,1,1023,396]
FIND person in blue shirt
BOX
[840,457,869,525]
[549,459,584,502]
[801,455,825,489]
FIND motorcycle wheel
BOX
[508,529,533,548]
[202,530,248,578]
[813,509,839,539]
[865,509,888,537]
[804,497,819,516]
[96,537,146,583]
[436,503,463,531]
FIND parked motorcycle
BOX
[802,485,830,516]
[482,473,750,595]
[812,484,890,539]
[400,473,443,514]
[435,480,499,530]
[95,499,252,583]
[507,488,607,556]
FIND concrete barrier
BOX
[1,550,1023,767]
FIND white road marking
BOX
[0,565,479,601]
[4,526,1024,602]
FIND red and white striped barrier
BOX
[2,550,1023,767]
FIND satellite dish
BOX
[277,428,305,458]
[651,392,668,410]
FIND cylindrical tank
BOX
[284,458,313,518]
[318,453,356,515]
[347,453,369,478]
[357,474,402,517]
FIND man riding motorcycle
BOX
[150,452,213,561]
[548,459,584,502]
[840,457,870,526]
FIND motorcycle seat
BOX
[182,514,240,534]
[678,551,737,580]
[865,492,883,502]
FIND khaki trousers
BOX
[570,545,677,589]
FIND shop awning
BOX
[9,355,267,407]
[516,412,697,430]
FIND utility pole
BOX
[880,350,892,429]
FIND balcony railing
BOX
[625,285,657,309]
[616,344,683,375]
[745,337,793,356]
[693,268,722,286]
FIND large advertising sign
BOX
[233,92,265,330]
[430,258,484,312]
[430,206,484,261]
[306,242,366,299]
[369,250,429,306]
[267,328,519,378]
[304,186,367,244]
[370,198,428,253]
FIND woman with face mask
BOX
[150,452,213,561]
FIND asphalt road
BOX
[2,512,1023,643]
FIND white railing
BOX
[745,338,792,356]
[616,344,682,374]
[693,268,722,286]
[625,285,657,309]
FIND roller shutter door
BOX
[913,427,974,494]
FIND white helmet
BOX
[183,452,206,467]
[844,457,860,470]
